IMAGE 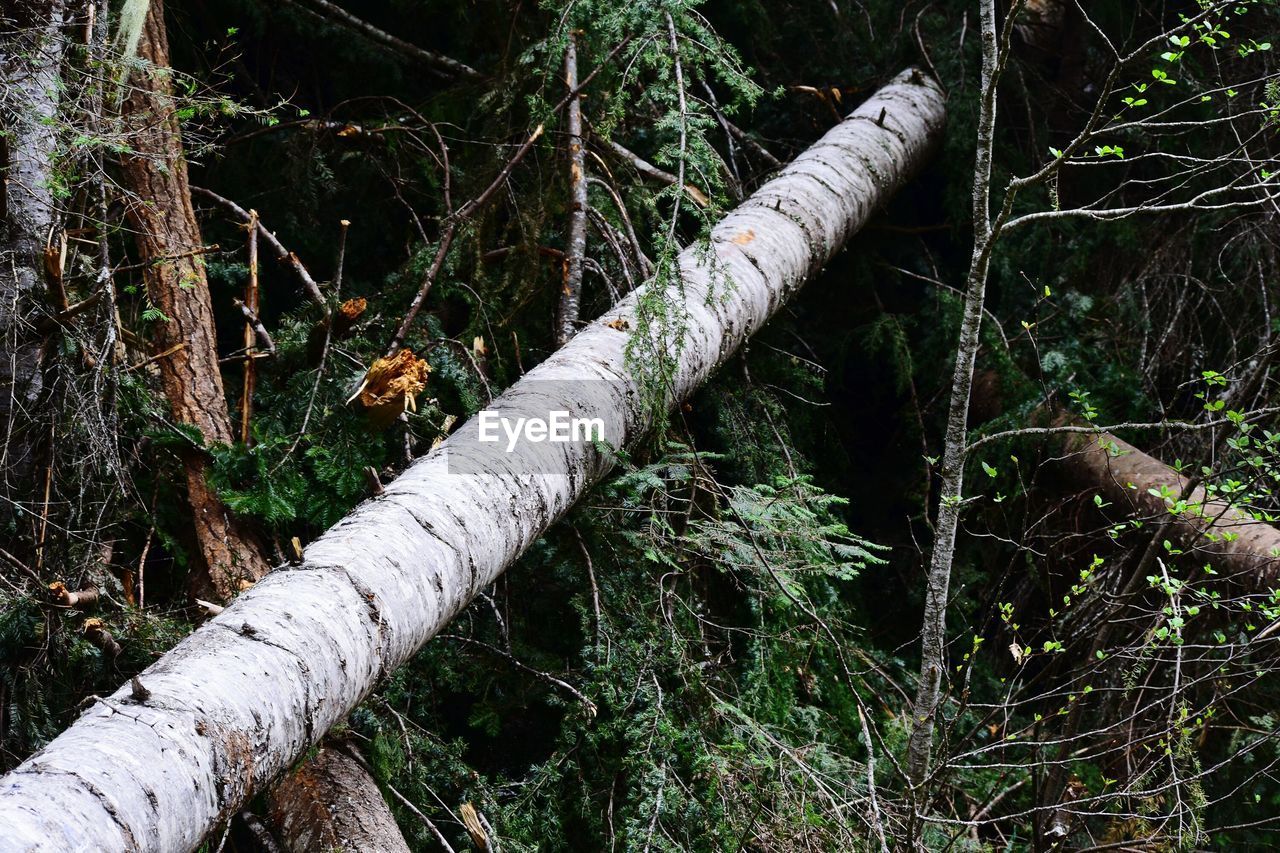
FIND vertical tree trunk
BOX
[0,0,66,498]
[556,31,588,347]
[119,7,407,845]
[240,210,260,445]
[268,744,411,853]
[906,0,1003,798]
[119,0,270,600]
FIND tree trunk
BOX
[120,6,406,847]
[0,68,944,852]
[906,0,1002,797]
[268,744,411,853]
[1062,429,1280,585]
[0,0,66,495]
[120,0,270,600]
[556,31,587,347]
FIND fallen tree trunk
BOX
[267,743,411,853]
[1062,429,1280,585]
[0,68,944,852]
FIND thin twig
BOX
[601,137,709,207]
[571,525,604,649]
[273,220,351,474]
[112,243,220,273]
[231,300,275,356]
[372,770,458,851]
[723,116,782,170]
[443,634,597,715]
[965,406,1280,455]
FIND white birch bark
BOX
[0,68,944,852]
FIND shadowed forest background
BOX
[3,0,1280,849]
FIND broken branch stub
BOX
[351,350,432,429]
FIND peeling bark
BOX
[0,69,944,852]
[268,744,410,853]
[0,0,66,492]
[1062,430,1280,586]
[119,0,270,600]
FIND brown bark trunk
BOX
[268,744,411,853]
[121,11,405,847]
[120,0,269,600]
[1062,429,1280,586]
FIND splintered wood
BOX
[333,296,367,336]
[353,349,432,428]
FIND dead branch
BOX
[191,187,327,311]
[38,291,103,332]
[112,243,221,273]
[459,803,491,851]
[240,211,261,444]
[386,37,634,354]
[443,634,597,716]
[585,175,653,276]
[195,599,225,617]
[601,137,710,207]
[232,298,276,357]
[48,582,99,610]
[279,0,481,80]
[722,116,783,170]
[82,618,121,658]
